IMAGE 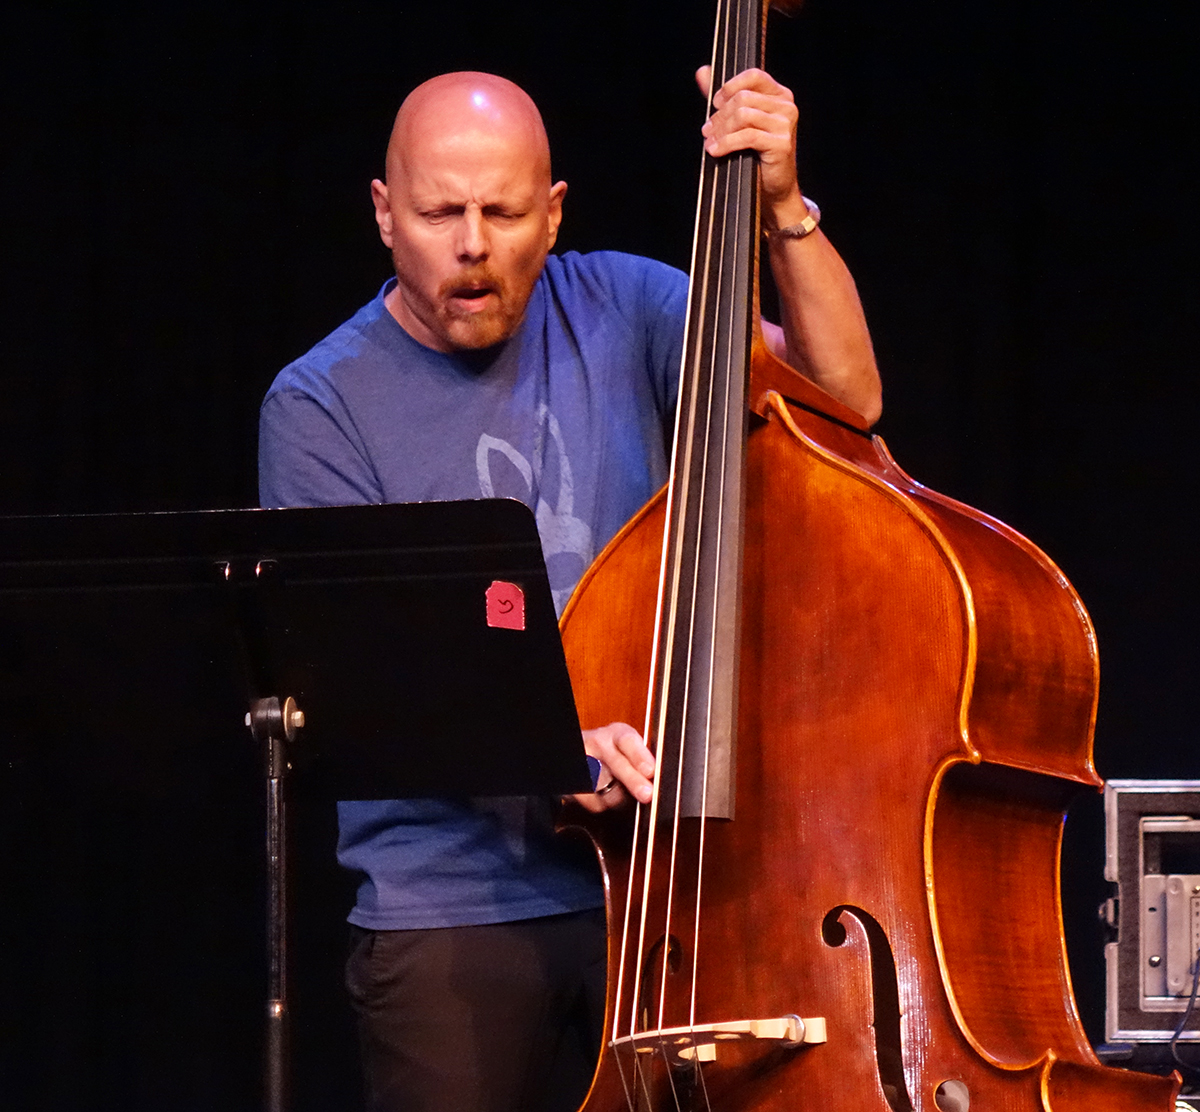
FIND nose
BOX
[456,205,488,263]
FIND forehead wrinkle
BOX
[400,136,541,211]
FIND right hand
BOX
[572,721,656,812]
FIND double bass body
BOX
[560,346,1180,1111]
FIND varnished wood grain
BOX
[559,359,1179,1110]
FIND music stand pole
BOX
[248,695,305,1112]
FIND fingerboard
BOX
[649,0,766,820]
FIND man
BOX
[260,66,880,1112]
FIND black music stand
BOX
[0,500,590,1112]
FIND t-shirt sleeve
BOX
[635,257,689,418]
[258,383,384,509]
[580,253,688,420]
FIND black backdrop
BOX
[1,0,1195,1108]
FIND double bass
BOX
[559,1,1181,1109]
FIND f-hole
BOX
[823,906,914,1112]
[637,933,683,1031]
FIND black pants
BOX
[345,909,607,1112]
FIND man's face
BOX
[372,125,565,352]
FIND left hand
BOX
[695,64,883,424]
[696,66,804,221]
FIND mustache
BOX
[437,268,507,302]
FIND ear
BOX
[546,180,568,250]
[371,178,394,249]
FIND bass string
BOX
[687,0,757,1040]
[616,115,724,1112]
[624,152,714,1040]
[658,152,727,1036]
[612,144,714,1112]
[643,126,736,1101]
[671,0,755,1095]
[620,4,725,1052]
[641,173,722,1078]
[615,0,758,1104]
[612,90,715,1066]
[669,0,758,1048]
[676,0,761,1085]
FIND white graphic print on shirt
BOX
[475,405,594,612]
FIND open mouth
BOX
[449,284,496,308]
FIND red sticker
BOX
[485,580,526,631]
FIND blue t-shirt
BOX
[259,250,688,929]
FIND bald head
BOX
[371,72,566,352]
[387,72,552,188]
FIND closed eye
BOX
[420,205,466,223]
[482,206,529,222]
[417,204,530,224]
